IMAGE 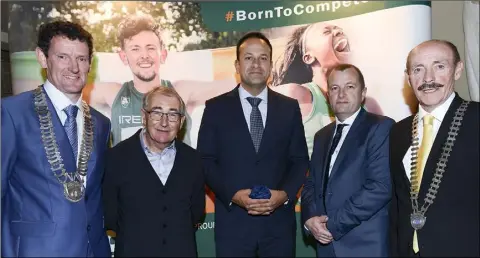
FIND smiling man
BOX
[102,86,205,257]
[1,21,111,257]
[389,39,479,257]
[86,15,193,147]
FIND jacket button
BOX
[162,189,167,194]
[163,224,167,229]
[163,206,167,212]
[87,225,91,231]
[163,239,167,245]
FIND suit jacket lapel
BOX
[86,113,98,187]
[166,140,185,186]
[419,94,462,197]
[328,109,367,180]
[258,88,279,159]
[396,116,413,189]
[43,86,77,173]
[320,123,335,193]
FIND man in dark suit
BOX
[1,21,111,257]
[301,64,394,257]
[389,39,479,257]
[102,86,205,257]
[197,32,309,257]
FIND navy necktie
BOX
[323,123,348,196]
[64,105,79,162]
[246,97,264,153]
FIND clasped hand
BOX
[305,215,333,244]
[232,189,287,215]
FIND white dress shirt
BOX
[43,80,86,186]
[140,129,176,185]
[238,84,268,129]
[328,107,362,176]
[402,93,455,180]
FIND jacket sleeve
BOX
[301,132,324,235]
[1,104,17,200]
[197,101,238,211]
[191,162,206,226]
[279,101,309,203]
[102,149,118,232]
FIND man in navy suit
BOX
[301,64,394,257]
[1,21,111,257]
[197,32,309,257]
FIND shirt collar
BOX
[44,80,83,112]
[239,84,268,104]
[418,92,455,123]
[335,107,362,126]
[140,128,176,156]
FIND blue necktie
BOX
[64,105,79,162]
[246,97,264,153]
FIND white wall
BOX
[431,1,473,101]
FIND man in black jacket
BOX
[103,86,205,257]
[389,39,479,257]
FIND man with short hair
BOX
[389,39,479,257]
[87,14,237,148]
[197,31,309,257]
[102,86,205,257]
[87,14,190,147]
[301,63,394,257]
[1,20,111,257]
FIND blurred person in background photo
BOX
[271,22,383,157]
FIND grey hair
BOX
[142,86,186,116]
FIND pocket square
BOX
[249,185,271,199]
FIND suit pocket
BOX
[10,221,56,237]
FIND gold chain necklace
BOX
[409,100,469,230]
[34,86,94,202]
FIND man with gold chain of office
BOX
[389,39,479,257]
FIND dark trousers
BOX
[216,233,295,257]
[316,243,336,258]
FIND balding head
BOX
[406,39,461,74]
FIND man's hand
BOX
[232,189,270,215]
[246,190,288,215]
[232,189,253,208]
[305,215,333,244]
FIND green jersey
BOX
[111,80,173,146]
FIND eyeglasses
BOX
[144,110,183,122]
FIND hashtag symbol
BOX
[225,11,234,22]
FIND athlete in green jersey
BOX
[111,79,176,146]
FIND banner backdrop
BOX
[8,1,431,256]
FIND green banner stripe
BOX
[200,1,431,31]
